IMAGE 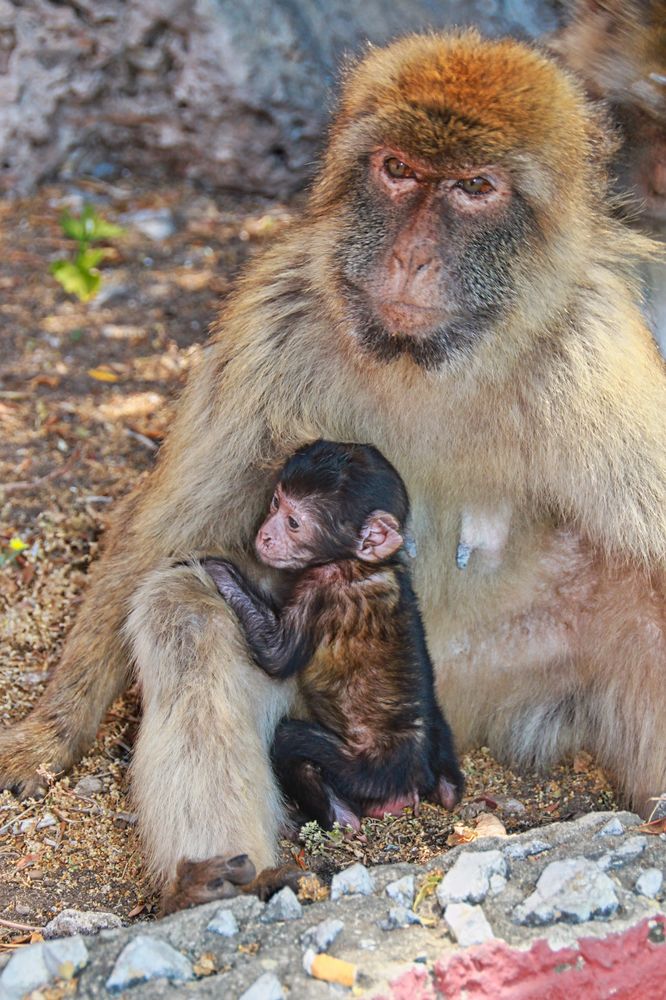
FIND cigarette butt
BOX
[303,948,357,986]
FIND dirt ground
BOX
[0,178,618,948]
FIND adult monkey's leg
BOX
[127,563,295,899]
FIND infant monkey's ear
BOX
[356,511,404,563]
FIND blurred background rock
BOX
[0,0,560,198]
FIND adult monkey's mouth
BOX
[375,299,449,339]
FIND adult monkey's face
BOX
[309,32,612,369]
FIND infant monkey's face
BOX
[255,485,319,571]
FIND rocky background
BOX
[0,0,560,198]
[1,811,664,999]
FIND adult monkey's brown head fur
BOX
[309,31,624,369]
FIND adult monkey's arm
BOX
[0,233,325,798]
[529,276,666,566]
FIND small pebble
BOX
[597,817,624,837]
[43,908,123,939]
[330,862,374,900]
[36,813,57,830]
[498,798,526,815]
[385,875,415,909]
[261,886,303,923]
[302,917,344,952]
[121,208,176,241]
[444,903,495,946]
[73,776,104,797]
[239,971,284,999]
[634,868,663,899]
[207,908,239,937]
[114,811,138,827]
[106,935,194,992]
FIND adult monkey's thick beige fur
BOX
[2,32,666,895]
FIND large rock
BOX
[513,858,619,926]
[0,0,559,197]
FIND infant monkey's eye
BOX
[271,494,279,510]
[287,516,300,531]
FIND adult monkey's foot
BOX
[160,855,310,915]
[0,717,72,799]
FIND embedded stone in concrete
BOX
[331,862,374,900]
[634,868,663,899]
[504,839,552,861]
[302,917,344,952]
[379,905,422,931]
[597,817,624,837]
[444,903,495,947]
[206,908,239,937]
[43,908,123,939]
[105,935,194,992]
[597,835,647,871]
[239,971,285,999]
[385,875,415,909]
[0,942,50,1000]
[220,894,266,923]
[43,935,89,979]
[436,850,507,907]
[489,874,508,896]
[513,858,619,926]
[261,886,303,923]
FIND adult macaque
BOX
[203,440,464,831]
[551,0,666,350]
[1,31,665,913]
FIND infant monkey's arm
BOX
[201,558,313,678]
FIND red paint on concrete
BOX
[429,914,666,1000]
[381,965,437,1000]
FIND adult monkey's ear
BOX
[356,511,403,563]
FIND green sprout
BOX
[50,205,124,302]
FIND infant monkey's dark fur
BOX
[202,440,464,830]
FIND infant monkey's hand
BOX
[201,558,246,597]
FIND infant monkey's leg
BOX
[271,720,363,830]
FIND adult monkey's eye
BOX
[456,176,494,195]
[384,156,416,179]
[287,516,300,530]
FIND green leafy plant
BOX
[50,205,124,302]
[299,820,348,856]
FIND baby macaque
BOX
[201,440,464,831]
